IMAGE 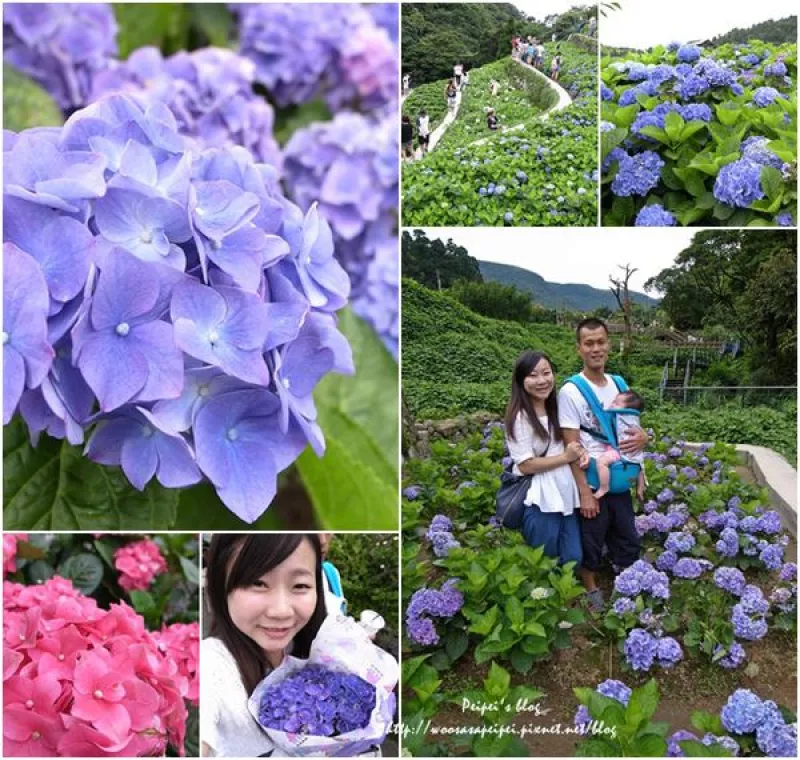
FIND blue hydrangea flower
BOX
[702,734,741,755]
[635,204,676,227]
[759,543,785,571]
[779,562,797,582]
[4,3,118,111]
[601,83,614,101]
[665,532,695,554]
[676,45,702,63]
[672,557,709,579]
[624,628,658,671]
[406,579,464,646]
[715,642,747,669]
[667,729,700,756]
[775,211,795,226]
[656,636,683,667]
[613,597,636,615]
[676,74,710,100]
[3,243,55,423]
[611,151,664,197]
[752,87,781,107]
[764,60,788,78]
[366,3,399,43]
[741,136,785,170]
[721,690,766,734]
[713,158,765,207]
[714,567,746,596]
[403,485,422,501]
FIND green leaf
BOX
[691,710,724,735]
[114,4,188,58]
[505,596,524,628]
[664,111,685,142]
[509,645,534,673]
[575,738,618,756]
[188,3,232,47]
[715,103,741,126]
[485,661,511,699]
[445,629,469,662]
[601,128,627,161]
[128,590,156,614]
[680,121,708,141]
[296,435,397,529]
[4,419,179,530]
[93,540,116,568]
[680,740,734,757]
[184,705,199,758]
[614,104,640,129]
[58,553,104,595]
[401,654,431,684]
[712,202,736,221]
[3,65,63,131]
[26,560,55,584]
[632,734,668,756]
[179,555,200,586]
[760,165,784,202]
[638,126,670,145]
[468,605,499,636]
[627,679,660,723]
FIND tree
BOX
[401,229,482,289]
[449,279,532,323]
[610,264,637,356]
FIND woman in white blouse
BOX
[504,351,586,566]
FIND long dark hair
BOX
[504,351,563,445]
[205,534,327,695]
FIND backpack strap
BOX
[611,374,629,393]
[567,374,618,448]
[322,561,344,599]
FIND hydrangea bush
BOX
[3,533,199,756]
[3,93,354,525]
[602,39,797,226]
[402,46,599,226]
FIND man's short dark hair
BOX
[576,317,608,342]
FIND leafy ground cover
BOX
[601,40,798,226]
[401,426,797,756]
[402,44,598,226]
[3,533,200,756]
[403,78,450,134]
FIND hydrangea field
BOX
[602,40,798,226]
[402,44,598,226]
[401,424,796,757]
[2,3,399,531]
[3,532,200,756]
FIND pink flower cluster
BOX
[3,534,29,579]
[113,539,168,591]
[3,576,188,756]
[152,623,200,706]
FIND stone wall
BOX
[407,411,501,458]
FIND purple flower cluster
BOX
[713,158,765,207]
[405,579,463,647]
[676,45,702,63]
[258,665,376,736]
[403,485,422,501]
[667,729,700,756]
[731,586,769,640]
[741,136,785,170]
[89,47,282,169]
[283,112,398,357]
[624,628,683,670]
[235,3,397,112]
[672,557,711,579]
[752,86,781,107]
[574,679,631,726]
[664,532,695,554]
[426,514,460,558]
[713,567,746,596]
[779,562,797,582]
[4,3,118,111]
[759,542,785,571]
[764,60,788,78]
[610,151,664,196]
[614,560,670,600]
[714,641,746,669]
[635,204,676,227]
[3,94,353,523]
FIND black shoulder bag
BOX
[495,436,550,529]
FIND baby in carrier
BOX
[583,390,646,499]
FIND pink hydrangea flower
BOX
[3,534,29,579]
[152,622,200,705]
[3,575,188,756]
[113,538,168,591]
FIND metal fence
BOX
[659,385,797,408]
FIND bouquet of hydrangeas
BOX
[248,614,397,756]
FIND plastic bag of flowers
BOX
[3,91,353,524]
[247,613,398,756]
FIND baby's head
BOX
[612,390,645,412]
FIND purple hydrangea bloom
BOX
[757,722,796,757]
[405,579,464,647]
[713,158,765,208]
[752,87,781,107]
[680,466,697,479]
[656,636,683,667]
[721,689,766,734]
[597,679,632,705]
[779,562,797,582]
[635,204,676,227]
[366,3,399,43]
[676,74,710,100]
[667,729,700,756]
[759,543,785,571]
[676,45,702,63]
[672,557,708,579]
[741,136,785,170]
[665,532,695,554]
[90,46,283,170]
[776,211,795,226]
[731,605,768,641]
[756,511,783,535]
[657,488,674,504]
[714,567,746,596]
[702,734,741,755]
[656,550,678,572]
[3,243,55,422]
[601,83,614,101]
[611,151,664,196]
[764,60,788,78]
[613,597,636,615]
[4,3,118,111]
[741,53,760,67]
[624,628,658,671]
[715,642,746,669]
[258,664,376,736]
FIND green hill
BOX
[710,16,797,46]
[478,261,660,311]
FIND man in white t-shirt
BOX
[558,318,648,611]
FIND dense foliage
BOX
[449,280,535,323]
[401,230,483,290]
[403,45,598,227]
[602,39,797,227]
[711,16,797,46]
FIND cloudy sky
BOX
[408,227,699,295]
[602,0,797,49]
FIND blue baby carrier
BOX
[567,374,642,495]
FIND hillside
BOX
[710,15,797,45]
[478,261,660,311]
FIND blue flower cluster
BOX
[664,531,695,554]
[672,557,712,579]
[624,628,683,671]
[258,665,376,736]
[235,3,397,112]
[89,46,282,169]
[610,150,664,197]
[676,45,702,63]
[752,86,781,107]
[574,679,631,726]
[4,3,118,111]
[714,641,747,670]
[614,559,670,600]
[405,579,464,647]
[713,566,746,596]
[731,585,769,640]
[283,112,398,357]
[635,204,676,226]
[3,94,353,524]
[426,514,460,558]
[403,485,422,501]
[713,158,765,208]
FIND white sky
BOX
[413,227,698,295]
[513,1,594,20]
[602,0,798,49]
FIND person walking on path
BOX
[557,318,648,612]
[550,50,562,82]
[486,107,499,131]
[461,68,469,91]
[402,73,410,96]
[445,78,458,110]
[588,15,597,37]
[401,114,414,160]
[453,62,463,89]
[536,41,546,70]
[416,108,430,156]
